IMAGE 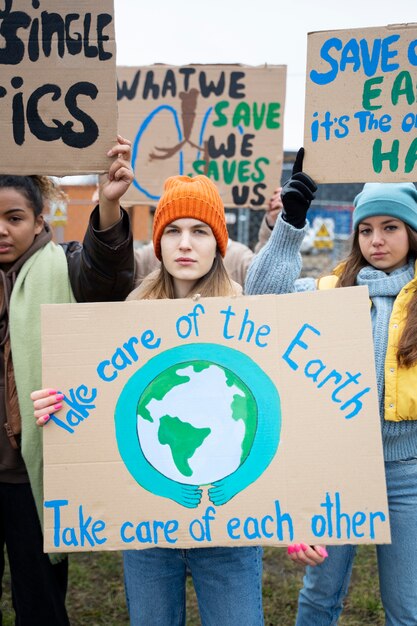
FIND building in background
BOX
[45,175,152,244]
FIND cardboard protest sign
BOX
[117,64,286,207]
[304,23,417,182]
[41,287,389,552]
[0,1,117,176]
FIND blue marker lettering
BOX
[282,324,321,371]
[310,34,400,86]
[243,517,262,540]
[311,492,387,540]
[335,115,350,138]
[274,500,294,541]
[369,511,386,540]
[141,329,161,349]
[176,304,205,339]
[310,37,342,85]
[120,521,135,543]
[227,517,241,539]
[78,505,107,547]
[97,359,117,382]
[359,37,382,77]
[189,518,205,541]
[220,305,236,339]
[381,34,400,72]
[261,515,274,538]
[407,38,417,66]
[44,499,68,548]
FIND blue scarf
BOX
[356,259,415,416]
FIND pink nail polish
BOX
[287,546,295,555]
[319,547,328,558]
[48,389,57,395]
[55,393,64,401]
[54,403,62,411]
[43,415,50,423]
[300,543,309,551]
[294,544,301,552]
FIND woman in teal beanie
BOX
[245,151,417,626]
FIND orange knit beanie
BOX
[153,175,228,260]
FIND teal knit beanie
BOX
[353,183,417,231]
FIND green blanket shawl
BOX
[10,242,75,560]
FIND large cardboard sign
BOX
[117,64,286,207]
[41,288,390,552]
[0,1,117,176]
[304,24,417,183]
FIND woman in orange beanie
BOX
[32,174,264,626]
[129,174,239,300]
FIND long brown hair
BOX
[135,250,236,300]
[336,224,417,366]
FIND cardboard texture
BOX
[117,64,286,208]
[41,288,390,552]
[0,1,117,176]
[304,23,417,183]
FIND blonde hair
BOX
[129,251,238,301]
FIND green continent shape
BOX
[189,360,212,373]
[225,370,257,464]
[138,366,191,422]
[158,414,211,477]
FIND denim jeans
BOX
[123,546,264,626]
[295,459,417,626]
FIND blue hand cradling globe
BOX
[115,344,281,508]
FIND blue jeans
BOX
[123,546,264,626]
[296,459,417,626]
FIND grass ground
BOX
[0,546,384,625]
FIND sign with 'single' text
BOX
[41,288,390,552]
[0,0,117,176]
[117,64,286,207]
[304,24,417,182]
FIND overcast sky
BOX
[113,0,417,150]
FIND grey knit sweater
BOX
[245,215,417,462]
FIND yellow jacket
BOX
[317,263,417,422]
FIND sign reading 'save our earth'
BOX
[304,23,417,182]
[0,0,117,175]
[41,289,390,552]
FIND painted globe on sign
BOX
[136,360,257,485]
